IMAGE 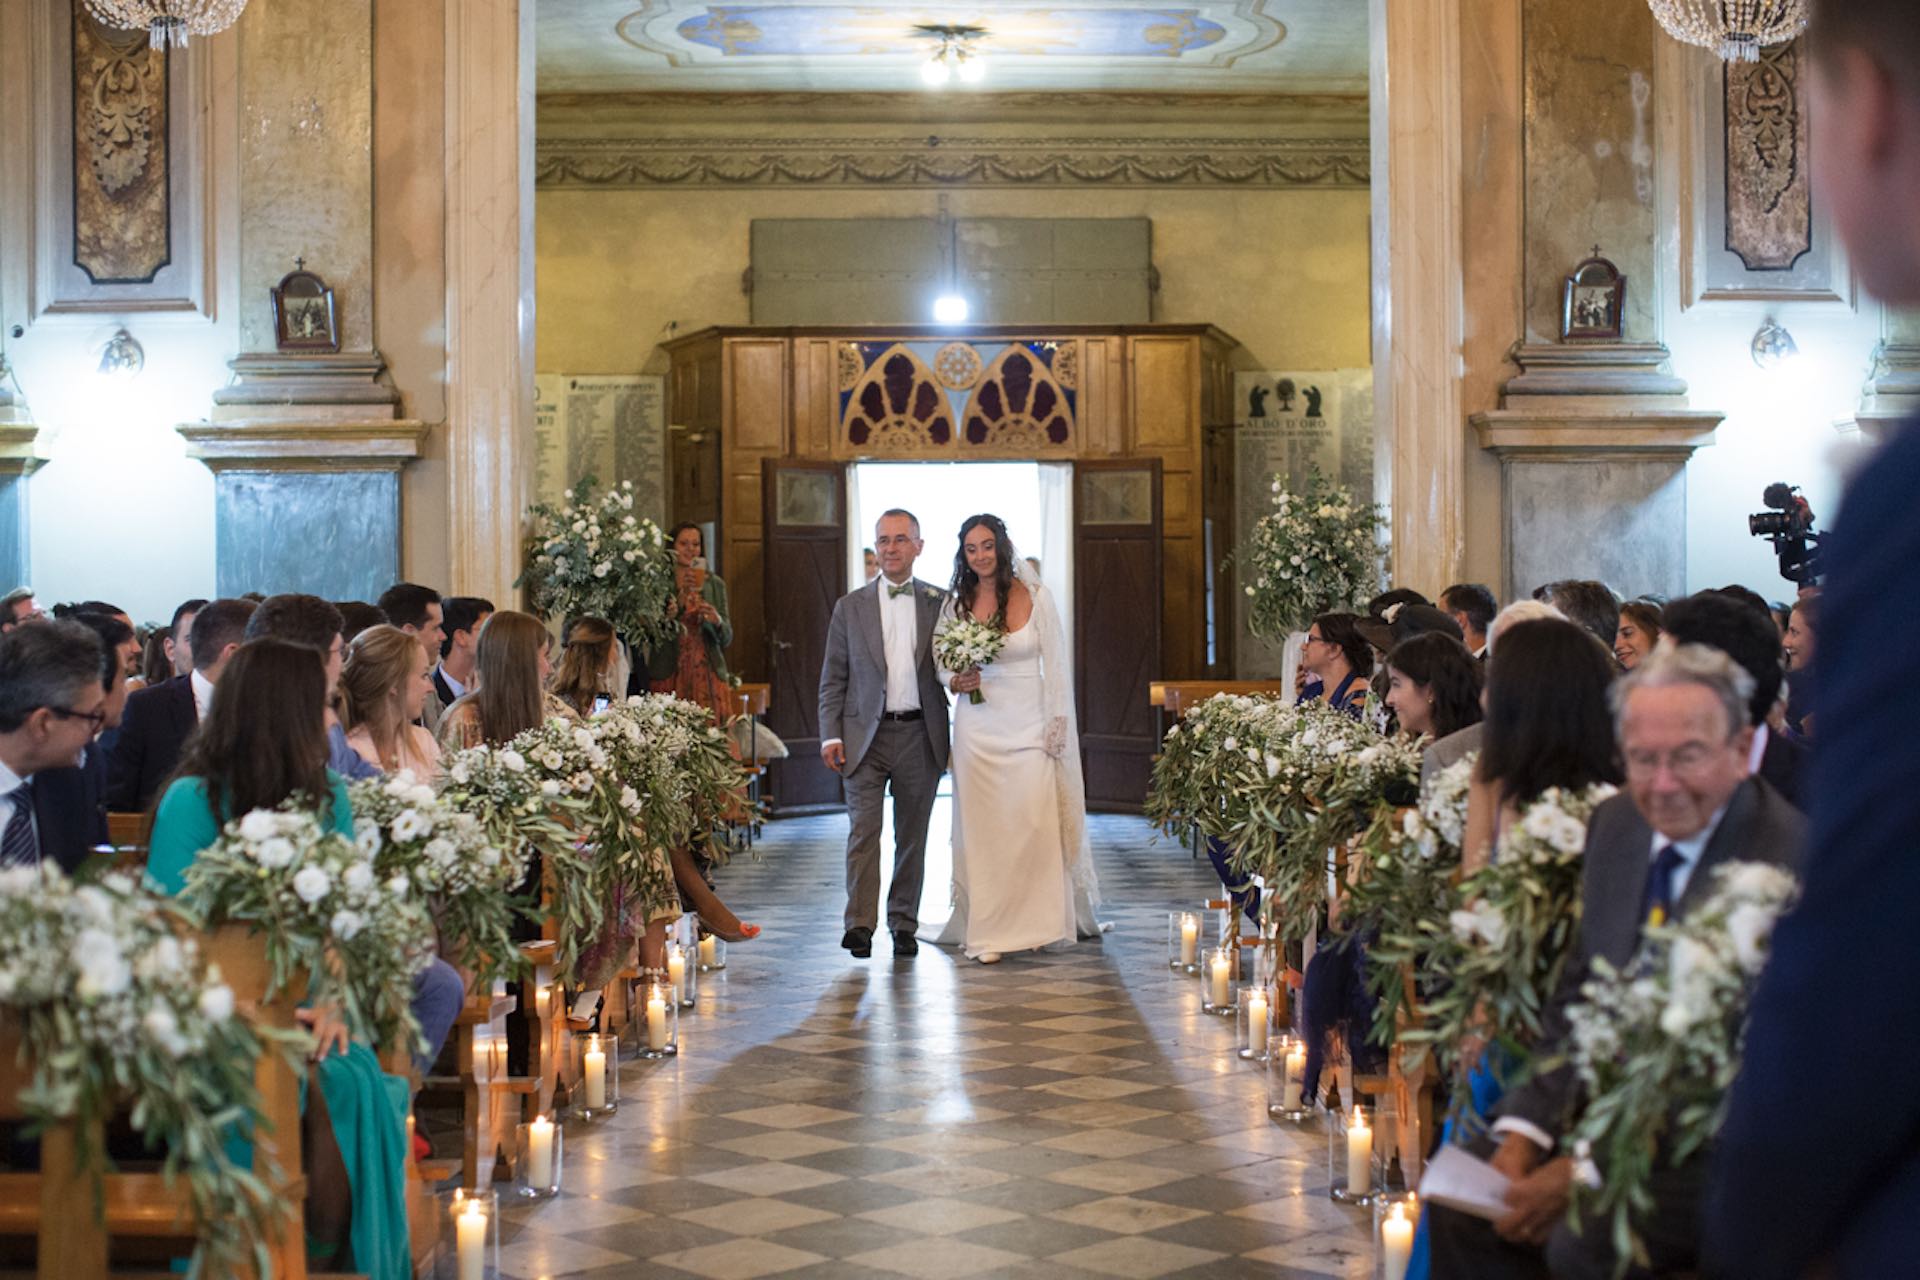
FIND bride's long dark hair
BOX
[950,513,1016,621]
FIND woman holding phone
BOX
[645,522,734,722]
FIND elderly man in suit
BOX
[105,596,254,812]
[818,508,951,959]
[1427,644,1804,1280]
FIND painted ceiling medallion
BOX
[677,7,1227,59]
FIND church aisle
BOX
[491,815,1373,1279]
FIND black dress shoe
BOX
[893,931,918,957]
[841,927,873,958]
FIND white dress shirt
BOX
[879,576,921,713]
[0,757,34,860]
[1747,722,1769,776]
[190,669,216,720]
[437,665,468,701]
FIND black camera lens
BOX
[1750,512,1796,536]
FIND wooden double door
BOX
[758,458,1162,814]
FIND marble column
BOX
[443,0,535,608]
[0,386,44,590]
[1859,306,1920,440]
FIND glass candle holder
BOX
[697,932,726,973]
[1237,987,1273,1061]
[1370,1103,1412,1198]
[1266,1033,1313,1121]
[515,1117,563,1199]
[1329,1104,1375,1205]
[1201,945,1236,1015]
[1168,911,1201,973]
[1373,1193,1419,1280]
[437,1186,500,1280]
[575,1032,619,1120]
[638,980,679,1058]
[667,941,697,1009]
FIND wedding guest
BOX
[107,596,256,811]
[144,639,410,1280]
[1661,591,1805,808]
[243,594,380,782]
[1539,579,1622,651]
[438,611,566,752]
[1783,593,1816,737]
[1421,600,1567,793]
[1369,587,1432,616]
[340,625,441,778]
[1384,633,1483,741]
[164,598,208,678]
[1714,583,1775,623]
[434,595,493,710]
[1613,600,1662,671]
[59,611,135,839]
[1440,582,1498,659]
[140,626,173,688]
[1430,645,1804,1280]
[335,601,388,644]
[376,584,444,734]
[0,620,107,870]
[1298,612,1372,716]
[646,523,734,720]
[863,547,879,583]
[1,586,43,630]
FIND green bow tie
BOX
[887,582,914,599]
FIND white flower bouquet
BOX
[350,771,531,982]
[1405,781,1619,1081]
[518,474,679,652]
[934,614,1008,704]
[179,807,434,1056]
[1237,467,1387,639]
[1565,862,1799,1271]
[0,864,301,1276]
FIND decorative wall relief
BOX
[960,343,1074,449]
[841,344,954,454]
[833,339,1079,457]
[72,9,170,284]
[1724,39,1811,272]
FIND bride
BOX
[933,513,1104,963]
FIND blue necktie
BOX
[1643,843,1686,927]
[888,583,913,599]
[1,780,38,868]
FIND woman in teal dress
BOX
[147,638,410,1280]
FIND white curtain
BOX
[1037,462,1074,661]
[844,462,866,593]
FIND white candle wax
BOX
[1382,1203,1413,1280]
[1283,1046,1306,1109]
[698,935,717,967]
[667,949,687,1002]
[525,1115,554,1188]
[457,1197,488,1280]
[647,997,669,1050]
[1179,915,1198,966]
[583,1045,607,1109]
[1246,994,1269,1052]
[1209,952,1231,1008]
[1347,1110,1372,1195]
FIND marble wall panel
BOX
[214,470,398,600]
[1503,457,1685,601]
[0,478,26,589]
[1523,0,1658,342]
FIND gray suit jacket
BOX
[1498,777,1806,1138]
[817,578,951,776]
[1420,722,1484,793]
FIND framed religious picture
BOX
[1562,250,1625,341]
[271,261,339,352]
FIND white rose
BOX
[540,779,562,797]
[293,866,332,905]
[424,838,457,866]
[199,983,235,1023]
[449,762,471,786]
[595,562,612,578]
[343,863,374,894]
[353,820,383,859]
[391,809,429,843]
[74,929,131,998]
[330,909,365,940]
[1724,901,1776,976]
[253,836,296,870]
[237,810,278,842]
[143,1005,189,1057]
[388,874,410,898]
[499,750,526,773]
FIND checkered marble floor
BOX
[488,810,1374,1279]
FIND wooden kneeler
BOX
[0,925,309,1280]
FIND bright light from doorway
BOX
[851,461,1044,590]
[931,294,970,324]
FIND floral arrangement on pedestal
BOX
[180,807,434,1055]
[518,475,679,653]
[1238,468,1386,639]
[0,865,301,1276]
[1565,862,1799,1271]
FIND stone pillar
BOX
[443,0,535,607]
[0,384,45,589]
[1858,306,1920,440]
[1371,0,1467,592]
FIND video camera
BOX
[1747,482,1824,587]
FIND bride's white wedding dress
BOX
[936,575,1104,959]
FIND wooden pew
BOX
[0,925,308,1279]
[1155,679,1287,722]
[106,811,151,850]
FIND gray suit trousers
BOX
[843,718,940,934]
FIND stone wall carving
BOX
[536,135,1369,189]
[72,10,170,284]
[1724,39,1810,272]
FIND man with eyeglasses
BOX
[0,619,108,870]
[0,586,44,632]
[1427,643,1803,1280]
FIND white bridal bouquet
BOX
[1565,862,1799,1271]
[518,474,680,653]
[1238,467,1387,639]
[934,614,1008,704]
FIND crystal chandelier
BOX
[1646,0,1808,63]
[83,0,250,49]
[912,24,988,88]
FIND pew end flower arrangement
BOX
[518,474,680,654]
[1564,862,1799,1275]
[1239,467,1386,639]
[0,864,303,1277]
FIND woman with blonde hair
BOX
[341,624,442,777]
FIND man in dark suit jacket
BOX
[104,597,253,812]
[1428,645,1805,1280]
[0,621,108,871]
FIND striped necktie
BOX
[1,780,38,868]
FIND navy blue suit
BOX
[1705,419,1920,1278]
[105,674,196,812]
[30,751,109,874]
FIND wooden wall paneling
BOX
[1126,335,1200,454]
[1080,336,1124,457]
[796,338,835,460]
[725,337,790,454]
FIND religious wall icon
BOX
[271,259,339,353]
[1561,249,1625,342]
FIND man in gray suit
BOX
[1427,643,1804,1280]
[818,509,951,959]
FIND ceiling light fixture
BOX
[932,294,970,325]
[1646,0,1807,63]
[97,328,145,380]
[913,23,988,89]
[83,0,250,48]
[1751,317,1799,370]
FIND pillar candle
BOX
[699,935,718,967]
[1283,1044,1306,1109]
[647,995,669,1050]
[667,947,687,1003]
[525,1115,554,1188]
[457,1196,488,1280]
[1209,950,1231,1008]
[1347,1109,1372,1195]
[1179,914,1198,966]
[583,1042,607,1109]
[1382,1202,1413,1280]
[1246,993,1269,1052]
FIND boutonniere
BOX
[923,586,941,601]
